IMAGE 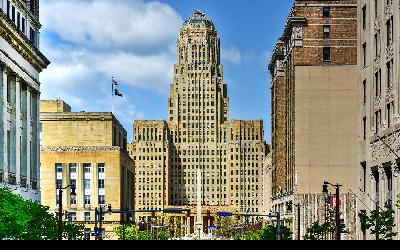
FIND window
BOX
[323,47,331,61]
[69,164,77,173]
[375,70,381,97]
[84,164,91,173]
[6,1,10,17]
[386,17,393,47]
[323,7,330,18]
[16,12,20,28]
[29,27,36,45]
[56,164,63,173]
[70,195,77,205]
[362,80,367,105]
[374,31,381,57]
[362,43,367,67]
[362,5,366,30]
[361,162,367,192]
[99,195,106,205]
[85,212,91,222]
[98,179,105,189]
[375,110,381,133]
[69,212,76,222]
[84,179,91,189]
[374,0,379,18]
[84,229,91,240]
[323,25,330,39]
[387,60,393,88]
[363,117,367,141]
[98,163,105,173]
[84,195,91,206]
[387,103,393,128]
[11,6,15,22]
[56,179,62,190]
[21,17,25,34]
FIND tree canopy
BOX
[0,188,83,240]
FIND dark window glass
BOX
[323,7,330,18]
[323,47,331,61]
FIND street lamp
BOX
[57,184,76,241]
[323,181,342,241]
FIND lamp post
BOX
[323,181,342,241]
[57,184,76,241]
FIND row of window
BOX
[1,0,38,46]
[56,163,105,173]
[56,194,106,206]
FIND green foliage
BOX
[397,194,400,210]
[235,224,292,241]
[304,222,335,240]
[0,188,83,240]
[358,209,398,240]
[114,224,170,240]
[156,230,171,240]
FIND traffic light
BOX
[64,211,69,220]
[207,210,211,219]
[235,214,241,221]
[186,210,191,217]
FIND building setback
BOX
[269,0,360,239]
[131,11,267,234]
[40,100,134,240]
[358,0,400,240]
[0,0,50,201]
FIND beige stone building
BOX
[40,100,134,240]
[358,0,400,240]
[132,11,267,234]
[0,0,50,202]
[269,0,360,239]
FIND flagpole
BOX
[112,77,114,114]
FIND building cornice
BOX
[0,10,50,72]
[41,146,122,153]
[282,16,307,40]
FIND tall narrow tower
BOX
[168,10,230,206]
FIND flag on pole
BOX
[113,79,119,86]
[115,89,123,98]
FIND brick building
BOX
[269,0,360,239]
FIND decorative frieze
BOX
[386,44,394,61]
[374,95,382,111]
[374,56,381,72]
[374,16,381,32]
[386,84,395,104]
[371,129,400,162]
[41,146,122,153]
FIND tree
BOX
[114,224,139,240]
[304,222,335,240]
[358,209,398,240]
[235,224,293,241]
[0,188,83,240]
[397,194,400,210]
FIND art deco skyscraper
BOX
[168,11,230,206]
[132,12,267,231]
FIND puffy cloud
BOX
[39,0,183,139]
[41,0,182,54]
[221,46,242,64]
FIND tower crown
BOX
[182,10,215,31]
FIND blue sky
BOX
[39,0,293,143]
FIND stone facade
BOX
[358,0,400,240]
[0,0,50,202]
[132,11,267,234]
[40,101,134,240]
[269,0,360,239]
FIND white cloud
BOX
[221,47,242,64]
[39,0,183,140]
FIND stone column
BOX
[0,64,6,179]
[2,68,8,181]
[15,77,21,186]
[26,88,31,186]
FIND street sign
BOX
[209,226,217,230]
[217,212,233,217]
[91,232,101,237]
